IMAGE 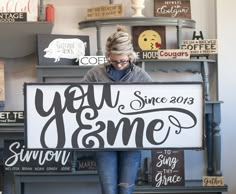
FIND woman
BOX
[82,25,152,194]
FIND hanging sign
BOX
[24,82,204,150]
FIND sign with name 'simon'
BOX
[24,82,204,149]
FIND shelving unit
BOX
[0,14,227,194]
[0,22,54,58]
[78,17,196,55]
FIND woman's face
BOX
[109,53,130,70]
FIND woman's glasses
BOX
[109,59,130,65]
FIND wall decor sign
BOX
[0,111,24,125]
[87,4,123,19]
[202,176,224,187]
[158,49,190,59]
[132,26,166,60]
[37,34,90,66]
[78,56,107,66]
[181,39,218,55]
[0,12,27,22]
[152,149,185,187]
[0,0,38,21]
[24,82,204,150]
[4,140,72,172]
[154,0,191,19]
[76,156,97,171]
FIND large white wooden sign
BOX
[25,83,204,149]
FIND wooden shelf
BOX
[78,17,196,55]
[0,22,54,58]
[14,172,228,194]
[79,17,196,29]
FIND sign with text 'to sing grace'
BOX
[24,82,204,150]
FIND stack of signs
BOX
[152,150,185,187]
[132,26,166,60]
[0,0,39,21]
[154,0,191,19]
[37,34,90,66]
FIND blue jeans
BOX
[95,151,141,194]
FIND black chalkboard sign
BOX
[37,34,90,66]
[151,149,185,187]
[0,111,24,125]
[4,140,72,172]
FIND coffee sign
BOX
[181,39,218,55]
[25,82,204,150]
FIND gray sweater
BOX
[81,63,152,82]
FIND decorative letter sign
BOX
[25,82,204,150]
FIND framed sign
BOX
[4,140,72,172]
[37,34,90,66]
[24,82,204,149]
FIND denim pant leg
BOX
[96,151,118,194]
[118,151,141,194]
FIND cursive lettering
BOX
[5,142,71,166]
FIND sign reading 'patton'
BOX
[25,82,204,149]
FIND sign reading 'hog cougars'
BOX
[37,34,90,66]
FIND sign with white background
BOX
[0,0,39,21]
[25,82,204,149]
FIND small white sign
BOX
[158,49,190,59]
[78,56,107,66]
[0,0,39,21]
[25,82,204,150]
